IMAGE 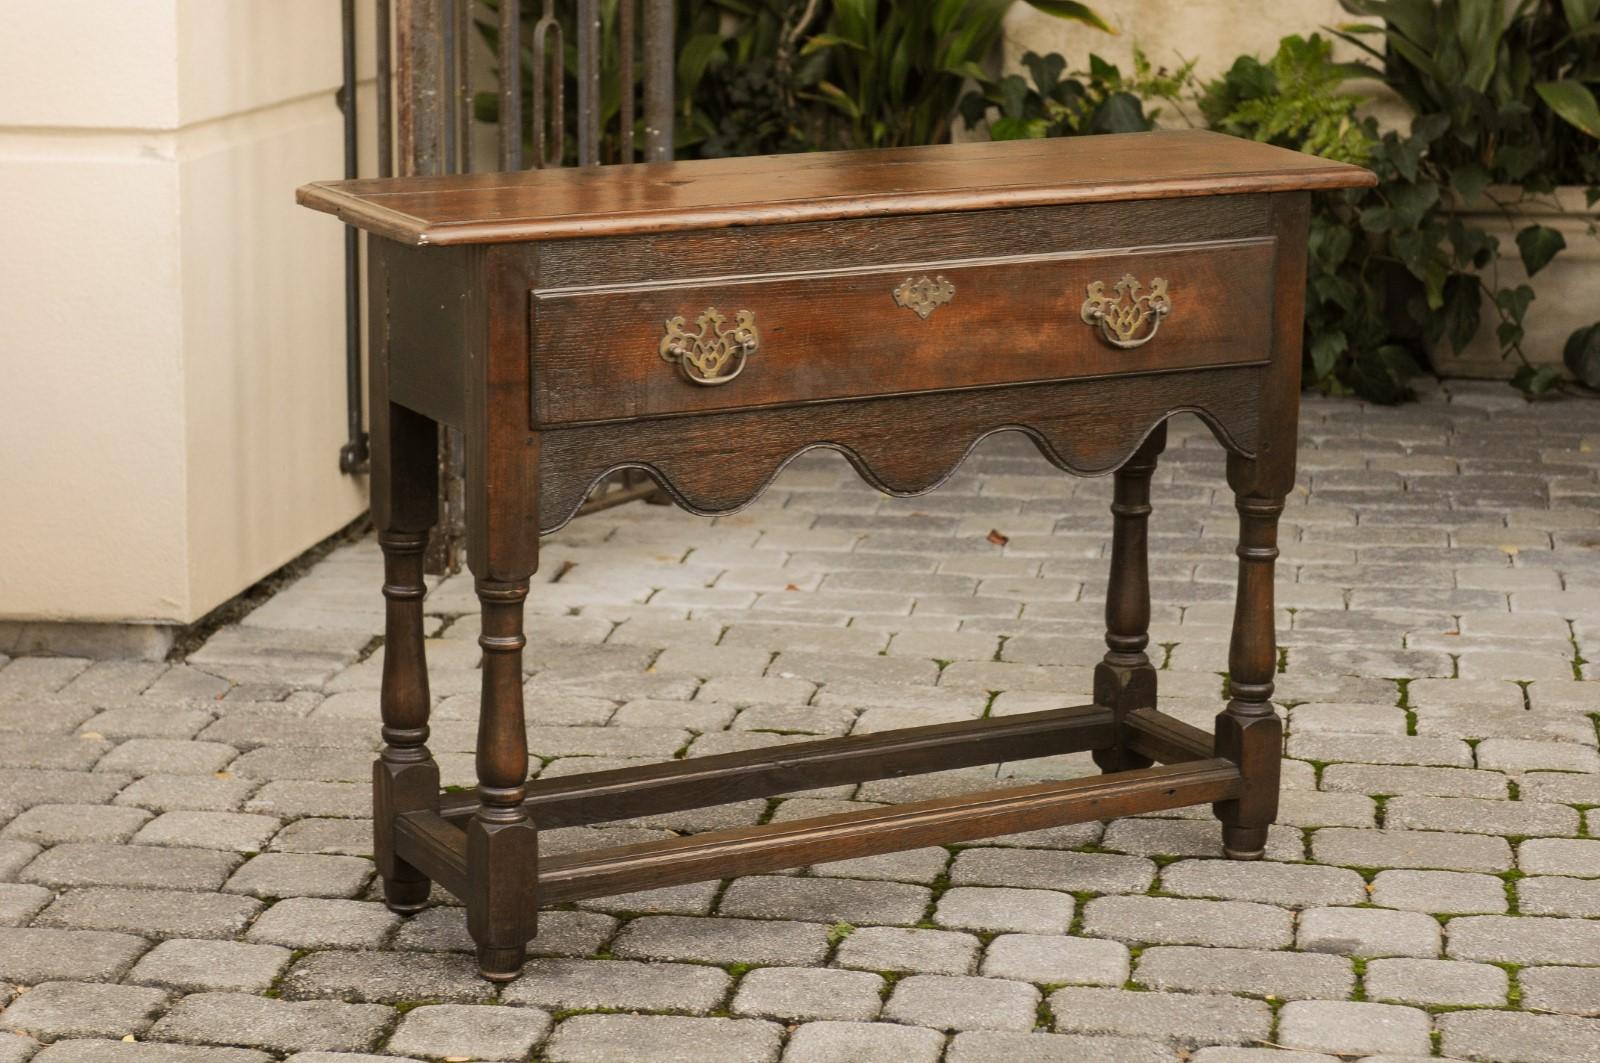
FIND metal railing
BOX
[338,1,677,568]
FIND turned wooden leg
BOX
[1213,492,1286,860]
[373,405,440,914]
[1093,424,1166,774]
[466,576,539,981]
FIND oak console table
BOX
[299,130,1374,981]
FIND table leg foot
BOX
[477,943,528,982]
[1222,826,1269,860]
[382,877,432,914]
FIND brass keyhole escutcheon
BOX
[893,275,956,319]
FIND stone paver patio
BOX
[2,379,1599,1063]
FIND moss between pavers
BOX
[1350,955,1369,1002]
[1493,868,1526,915]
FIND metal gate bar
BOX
[345,1,678,567]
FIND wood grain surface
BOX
[299,130,1376,245]
[534,366,1262,533]
[531,238,1275,424]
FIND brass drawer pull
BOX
[1082,274,1171,350]
[660,307,759,386]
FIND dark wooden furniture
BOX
[299,130,1374,981]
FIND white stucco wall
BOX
[0,1,371,631]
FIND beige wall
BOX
[0,1,372,631]
[1004,1,1361,89]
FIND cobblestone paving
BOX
[2,380,1599,1062]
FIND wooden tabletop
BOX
[298,130,1375,246]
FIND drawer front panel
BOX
[530,237,1276,426]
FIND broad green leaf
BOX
[1310,220,1355,270]
[1330,60,1381,81]
[1451,162,1492,204]
[1511,364,1563,395]
[1388,179,1441,229]
[1383,30,1443,81]
[1384,133,1424,182]
[676,33,727,98]
[1494,141,1545,182]
[1329,27,1392,68]
[832,0,876,44]
[1089,93,1148,134]
[1424,259,1450,310]
[1536,80,1600,137]
[1410,112,1450,144]
[1458,0,1507,92]
[1024,0,1116,33]
[811,81,863,120]
[1359,204,1394,232]
[1563,0,1600,29]
[1023,51,1066,97]
[1340,0,1437,48]
[999,74,1031,119]
[1349,343,1421,404]
[1564,324,1600,388]
[1516,224,1568,276]
[958,90,990,129]
[801,33,868,55]
[931,0,967,37]
[1495,283,1537,323]
[888,32,913,101]
[1311,330,1350,381]
[990,116,1051,140]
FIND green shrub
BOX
[800,0,1112,149]
[1333,0,1600,396]
[959,48,1191,140]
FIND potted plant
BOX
[1337,0,1600,388]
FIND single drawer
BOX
[529,237,1277,426]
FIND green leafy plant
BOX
[1200,34,1376,164]
[1199,35,1432,401]
[1340,0,1600,193]
[474,0,833,162]
[1333,0,1600,395]
[674,0,834,158]
[958,48,1192,140]
[474,1,1114,159]
[801,0,1113,150]
[1567,322,1600,386]
[1535,0,1600,139]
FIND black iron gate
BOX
[338,0,677,571]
